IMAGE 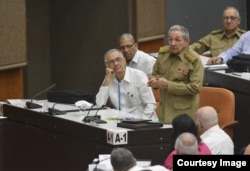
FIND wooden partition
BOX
[0,68,24,101]
[135,0,166,53]
[138,38,164,53]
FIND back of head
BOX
[172,114,199,141]
[175,132,198,155]
[167,114,199,153]
[196,106,218,131]
[111,147,136,171]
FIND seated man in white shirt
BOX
[118,33,156,76]
[96,49,158,120]
[196,106,234,154]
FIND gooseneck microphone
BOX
[48,103,66,115]
[82,105,106,123]
[94,105,105,118]
[26,83,56,109]
[83,104,96,122]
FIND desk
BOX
[1,104,172,171]
[204,68,250,153]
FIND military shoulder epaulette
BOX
[238,29,246,34]
[184,51,198,63]
[158,46,170,54]
[211,29,223,34]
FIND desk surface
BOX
[1,103,172,171]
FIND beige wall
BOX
[0,0,26,70]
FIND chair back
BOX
[199,86,238,139]
[152,88,160,115]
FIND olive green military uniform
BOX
[190,28,246,57]
[152,46,204,124]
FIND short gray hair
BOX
[111,147,136,171]
[223,6,240,18]
[168,25,189,40]
[118,33,135,43]
[103,48,124,62]
[175,132,198,155]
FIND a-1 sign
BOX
[107,129,128,145]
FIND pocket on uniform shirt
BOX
[173,95,193,110]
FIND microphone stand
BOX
[48,103,66,115]
[26,83,56,109]
[82,105,106,123]
[82,104,96,122]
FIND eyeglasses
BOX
[118,43,135,50]
[222,16,239,21]
[105,57,123,66]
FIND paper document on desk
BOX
[6,99,26,108]
[200,55,209,66]
[204,64,228,69]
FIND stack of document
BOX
[200,55,228,70]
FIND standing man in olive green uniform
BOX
[190,6,245,57]
[148,25,204,124]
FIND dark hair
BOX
[168,114,200,153]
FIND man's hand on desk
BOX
[207,57,223,65]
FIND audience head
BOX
[118,33,138,63]
[110,147,137,171]
[167,25,190,55]
[104,48,126,74]
[172,114,198,139]
[222,6,241,33]
[175,132,198,155]
[196,106,218,134]
[168,114,199,153]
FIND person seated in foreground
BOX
[163,114,211,170]
[174,132,199,155]
[196,106,234,154]
[111,147,169,171]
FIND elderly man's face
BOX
[168,30,189,54]
[105,51,126,74]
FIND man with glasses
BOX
[118,33,156,76]
[190,6,245,57]
[148,25,204,124]
[96,49,158,120]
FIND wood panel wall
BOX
[0,0,26,101]
[0,68,23,101]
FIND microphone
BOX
[93,105,107,124]
[26,83,56,109]
[94,105,105,118]
[48,103,66,115]
[83,105,106,123]
[83,104,97,122]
